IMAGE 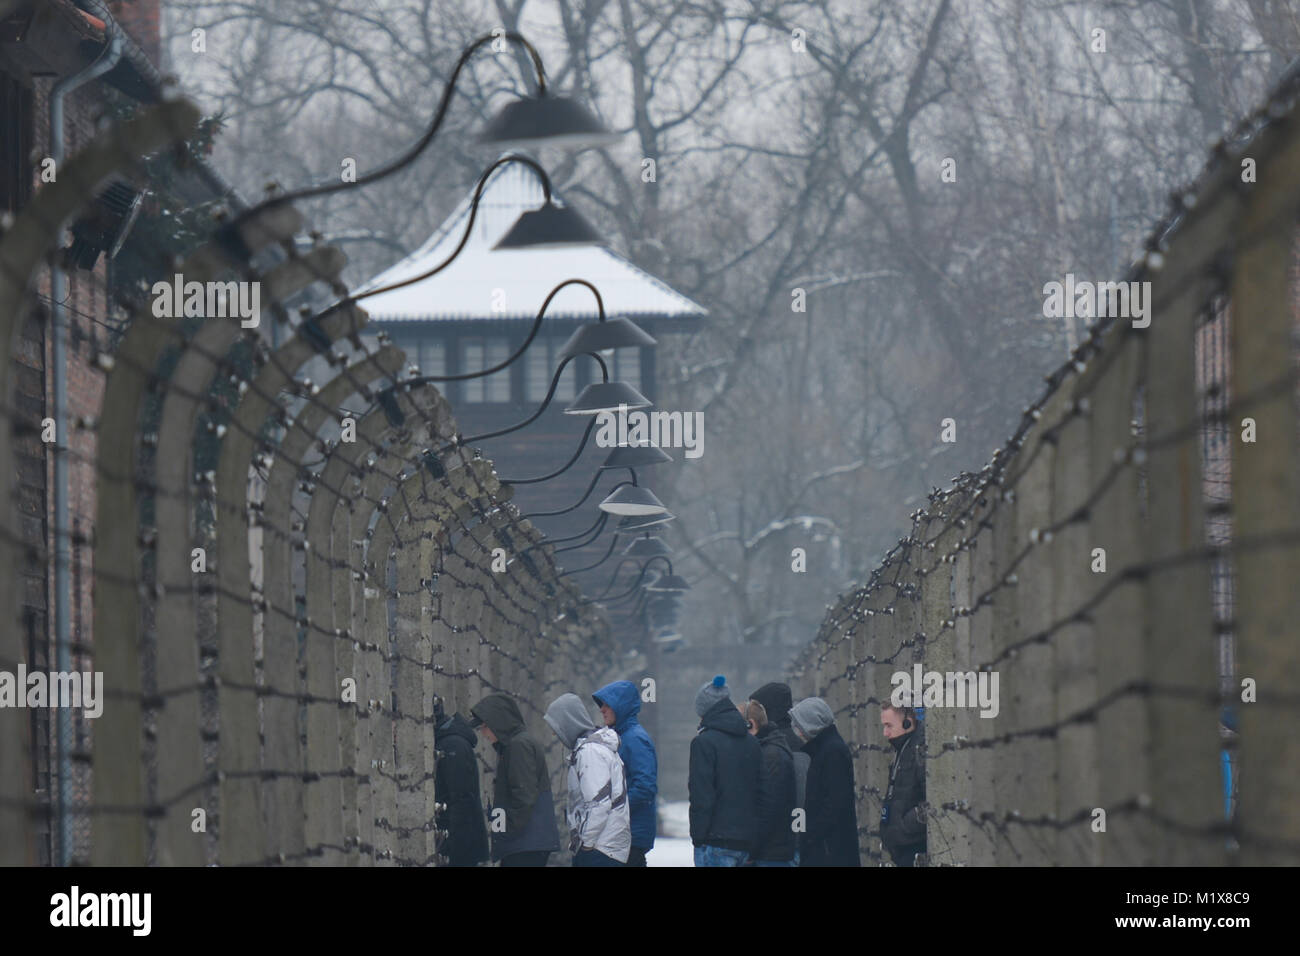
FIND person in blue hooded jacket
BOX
[593,680,658,866]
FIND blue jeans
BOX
[573,848,623,867]
[694,845,749,867]
[753,858,797,867]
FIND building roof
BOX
[355,161,706,323]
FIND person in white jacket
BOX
[544,693,632,866]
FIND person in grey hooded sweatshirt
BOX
[790,696,861,866]
[544,693,632,866]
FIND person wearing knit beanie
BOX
[749,682,793,726]
[695,674,731,717]
[688,674,761,865]
[749,681,809,862]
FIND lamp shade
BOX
[599,485,666,516]
[479,95,621,150]
[649,612,680,631]
[617,512,674,532]
[557,317,656,361]
[644,573,690,593]
[564,381,651,415]
[645,591,681,611]
[646,598,680,627]
[652,629,684,650]
[493,201,603,250]
[624,536,672,558]
[602,443,672,469]
[647,594,680,613]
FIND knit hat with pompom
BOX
[694,674,731,718]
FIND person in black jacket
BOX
[749,681,810,863]
[469,692,561,867]
[688,675,760,866]
[743,699,797,866]
[790,696,861,867]
[433,696,489,866]
[879,703,927,866]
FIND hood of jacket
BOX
[471,692,525,741]
[544,693,600,751]
[757,721,792,755]
[580,725,622,755]
[749,682,794,726]
[790,697,835,741]
[593,680,641,733]
[435,712,478,748]
[699,697,751,737]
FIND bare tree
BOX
[162,0,1300,651]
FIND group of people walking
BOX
[432,675,927,867]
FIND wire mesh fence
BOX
[790,72,1300,867]
[0,98,612,866]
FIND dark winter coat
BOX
[434,713,490,866]
[593,680,658,850]
[752,723,797,862]
[470,693,561,861]
[749,682,809,810]
[688,698,761,851]
[880,726,927,867]
[786,730,810,813]
[801,723,861,866]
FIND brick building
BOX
[0,0,229,864]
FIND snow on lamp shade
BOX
[617,512,674,532]
[599,484,666,516]
[644,573,690,593]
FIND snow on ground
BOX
[659,799,690,838]
[649,800,694,867]
[647,837,694,867]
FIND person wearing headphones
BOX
[879,703,927,866]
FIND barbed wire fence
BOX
[790,74,1300,867]
[0,97,613,866]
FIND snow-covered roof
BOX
[356,161,706,322]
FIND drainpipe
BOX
[49,10,121,867]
